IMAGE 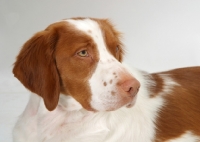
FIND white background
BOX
[0,0,200,141]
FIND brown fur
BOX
[151,67,200,141]
[149,74,164,98]
[13,22,62,111]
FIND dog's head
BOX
[13,18,140,111]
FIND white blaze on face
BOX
[66,19,132,111]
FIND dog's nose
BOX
[120,79,140,97]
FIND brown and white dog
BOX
[13,17,200,142]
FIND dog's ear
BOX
[13,27,60,111]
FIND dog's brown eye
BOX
[77,50,89,57]
[116,46,119,52]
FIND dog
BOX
[13,17,200,142]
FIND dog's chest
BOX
[35,105,159,142]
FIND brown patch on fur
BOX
[103,82,107,86]
[153,67,200,141]
[109,79,113,84]
[149,74,164,98]
[54,22,99,111]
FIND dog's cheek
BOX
[57,57,99,111]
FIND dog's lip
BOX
[126,94,138,108]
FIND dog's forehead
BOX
[65,19,100,33]
[65,19,113,61]
[65,19,103,43]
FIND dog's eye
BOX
[116,46,119,53]
[116,46,120,60]
[77,50,89,57]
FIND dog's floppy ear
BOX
[13,27,60,111]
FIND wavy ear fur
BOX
[13,27,60,111]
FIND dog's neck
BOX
[58,94,83,111]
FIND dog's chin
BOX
[88,95,138,112]
[91,104,124,112]
[126,102,135,108]
[105,102,136,111]
[106,102,136,111]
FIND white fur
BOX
[13,70,163,142]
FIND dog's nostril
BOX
[127,87,139,97]
[119,79,140,96]
[127,87,133,93]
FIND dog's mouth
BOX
[126,93,138,108]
